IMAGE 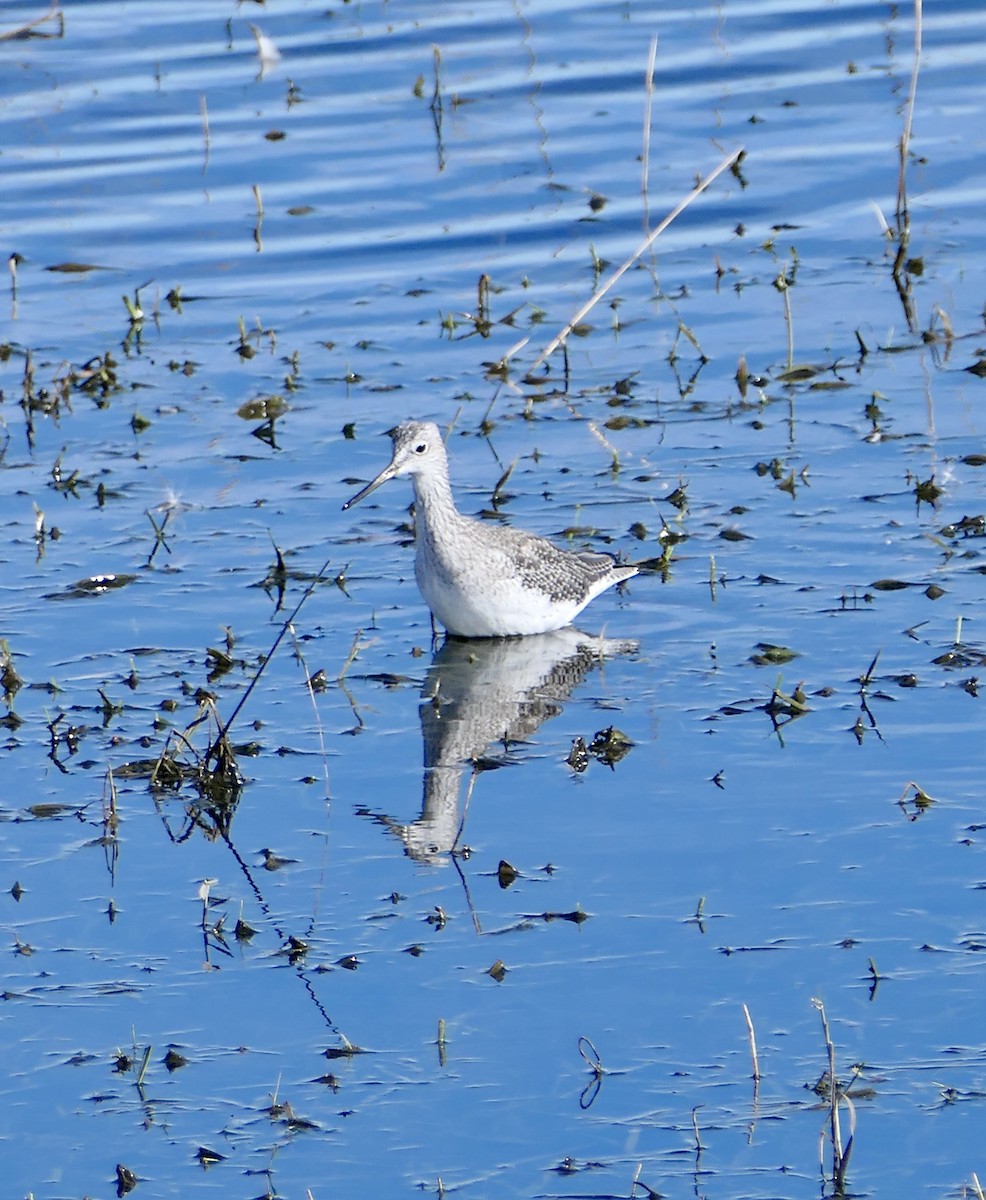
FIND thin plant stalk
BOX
[531,147,742,370]
[895,0,923,234]
[502,146,743,371]
[0,1,62,41]
[252,184,264,252]
[641,36,659,227]
[200,94,210,173]
[205,556,332,765]
[891,0,922,330]
[743,1003,760,1082]
[289,624,332,807]
[691,1105,704,1151]
[812,997,855,1193]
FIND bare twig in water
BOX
[896,0,923,235]
[501,146,743,371]
[429,45,447,172]
[641,36,659,228]
[102,765,119,835]
[200,94,210,174]
[742,1003,760,1082]
[691,1105,704,1151]
[891,0,923,331]
[134,1038,152,1089]
[630,1162,660,1199]
[205,557,332,765]
[532,148,742,370]
[337,628,366,684]
[858,649,880,688]
[288,625,332,806]
[0,1,62,41]
[577,1036,604,1080]
[812,997,855,1194]
[774,261,795,371]
[252,184,264,252]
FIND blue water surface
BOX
[1,1,985,1197]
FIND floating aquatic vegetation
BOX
[749,642,800,666]
[45,573,138,601]
[587,724,633,767]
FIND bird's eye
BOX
[414,442,427,454]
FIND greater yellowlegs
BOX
[343,421,638,638]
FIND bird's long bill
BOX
[341,462,398,511]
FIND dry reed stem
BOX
[503,146,743,371]
[252,184,264,252]
[891,0,922,331]
[102,765,119,834]
[691,1105,704,1150]
[742,1002,760,1081]
[812,997,855,1191]
[337,628,366,683]
[530,147,743,370]
[0,0,61,41]
[206,556,332,763]
[896,0,923,232]
[289,624,332,805]
[819,1001,843,1161]
[641,36,659,222]
[200,94,210,173]
[779,275,794,370]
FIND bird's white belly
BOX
[415,548,580,637]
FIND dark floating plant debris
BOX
[45,261,112,273]
[749,642,800,666]
[45,573,139,601]
[567,736,590,772]
[323,1036,364,1060]
[497,859,519,888]
[162,1047,188,1072]
[115,1163,138,1197]
[870,578,914,591]
[526,908,590,925]
[587,725,633,767]
[940,514,985,539]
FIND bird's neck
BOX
[411,467,467,548]
[412,468,456,519]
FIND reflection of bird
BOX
[362,628,638,863]
[343,421,637,637]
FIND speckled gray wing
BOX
[496,530,621,605]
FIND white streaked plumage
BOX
[343,421,637,638]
